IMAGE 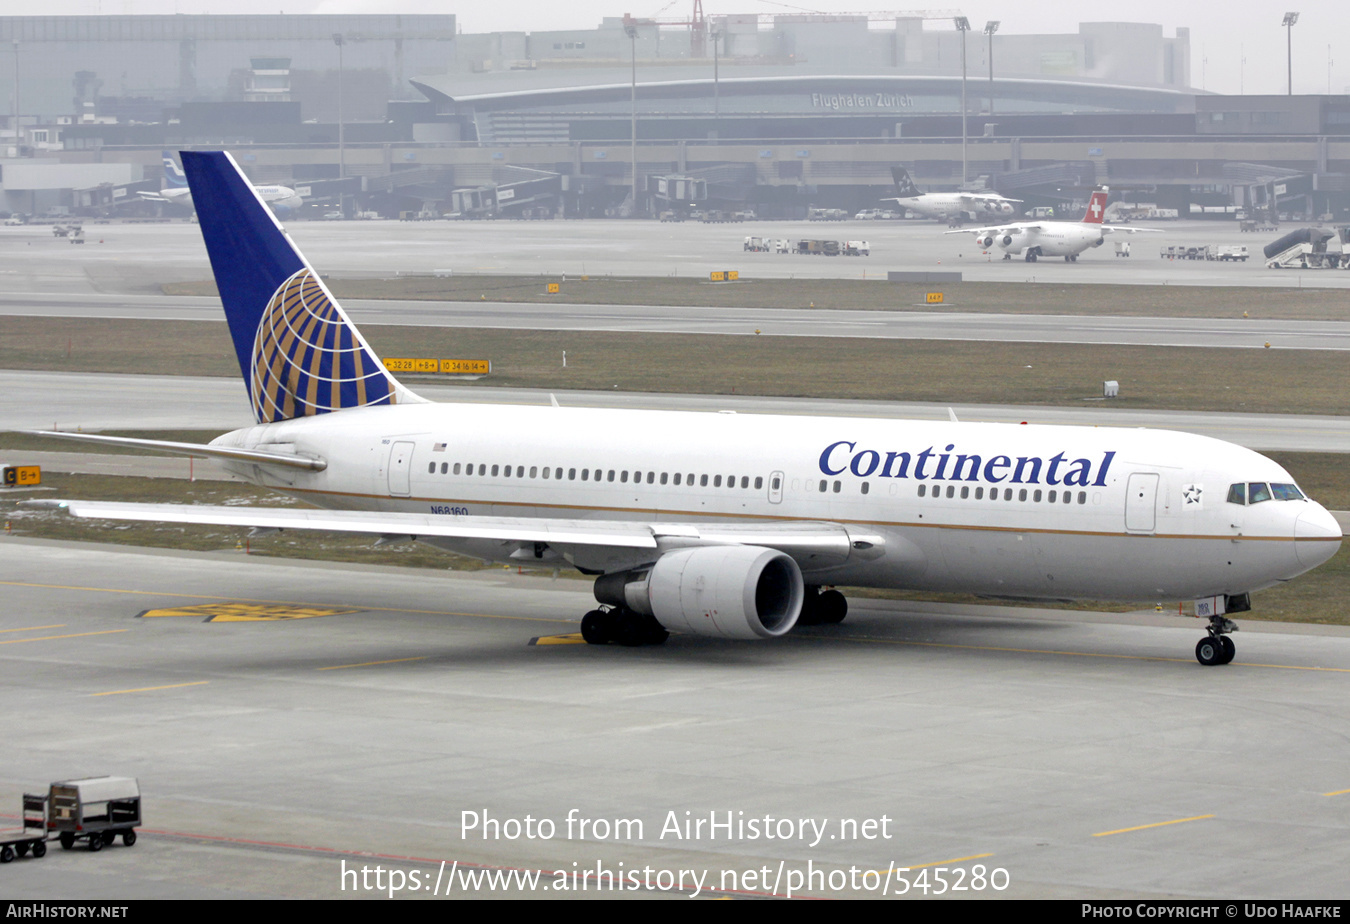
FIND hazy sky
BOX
[10,1,1350,97]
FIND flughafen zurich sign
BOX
[809,92,915,110]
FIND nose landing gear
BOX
[1195,615,1239,666]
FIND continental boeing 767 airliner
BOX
[31,152,1342,665]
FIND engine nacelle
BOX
[977,235,994,248]
[594,545,804,640]
[1000,234,1013,247]
[1091,237,1105,247]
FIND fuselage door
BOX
[768,470,784,505]
[387,441,415,497]
[1125,472,1159,533]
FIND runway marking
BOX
[137,603,360,622]
[529,633,587,646]
[1323,789,1350,797]
[0,629,128,645]
[0,624,65,633]
[0,580,573,625]
[318,657,427,670]
[806,633,1350,673]
[1092,815,1214,837]
[876,853,994,874]
[92,681,209,697]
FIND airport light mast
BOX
[984,21,999,116]
[954,16,969,186]
[1283,12,1298,95]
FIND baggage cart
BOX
[0,794,50,863]
[47,777,141,852]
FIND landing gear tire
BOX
[1196,637,1224,666]
[818,589,848,624]
[1218,636,1236,664]
[581,609,613,645]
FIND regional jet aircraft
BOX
[949,187,1161,262]
[883,166,1021,225]
[32,153,1341,665]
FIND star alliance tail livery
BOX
[33,152,1342,664]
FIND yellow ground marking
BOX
[318,657,427,670]
[137,603,360,622]
[0,629,128,645]
[874,853,994,874]
[92,681,209,697]
[0,624,65,633]
[1323,789,1350,797]
[529,633,587,646]
[805,633,1350,673]
[1093,815,1214,837]
[0,580,571,625]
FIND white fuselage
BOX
[981,221,1105,258]
[211,403,1341,603]
[892,194,1019,223]
[155,184,302,211]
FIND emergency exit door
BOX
[1125,472,1159,532]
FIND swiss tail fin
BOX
[161,151,188,189]
[181,150,421,425]
[891,166,922,198]
[1082,187,1109,225]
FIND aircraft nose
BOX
[1295,505,1343,568]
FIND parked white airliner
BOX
[883,166,1021,225]
[31,152,1341,665]
[949,188,1161,262]
[139,151,303,215]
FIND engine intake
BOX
[594,545,804,640]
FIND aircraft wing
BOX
[31,501,876,570]
[944,223,1041,236]
[1101,227,1164,234]
[136,192,168,202]
[961,195,1022,206]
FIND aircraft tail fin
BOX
[161,151,188,189]
[1082,187,1110,225]
[891,166,922,197]
[181,150,421,425]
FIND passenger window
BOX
[607,470,615,482]
[945,485,954,498]
[960,486,969,499]
[621,471,629,483]
[1004,488,1013,501]
[755,477,763,489]
[1033,490,1042,502]
[918,484,926,497]
[1018,489,1027,501]
[833,481,841,493]
[581,470,589,481]
[517,466,524,477]
[541,467,549,479]
[660,473,668,485]
[975,487,984,499]
[714,475,722,487]
[674,473,682,486]
[741,476,749,488]
[1249,483,1272,504]
[555,468,563,479]
[568,468,576,480]
[1077,491,1087,504]
[819,480,827,493]
[1048,490,1056,503]
[647,472,655,484]
[491,465,499,477]
[427,462,435,474]
[453,463,461,475]
[861,482,870,495]
[701,475,709,487]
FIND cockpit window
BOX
[1227,483,1245,505]
[1248,482,1272,504]
[1271,483,1305,501]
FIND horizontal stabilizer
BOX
[20,430,327,472]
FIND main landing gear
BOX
[796,587,848,626]
[580,606,669,647]
[1024,247,1041,263]
[1195,615,1239,666]
[1063,254,1078,262]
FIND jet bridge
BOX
[1263,227,1350,269]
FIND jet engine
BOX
[1000,234,1014,247]
[978,235,994,248]
[593,545,804,640]
[1091,237,1105,247]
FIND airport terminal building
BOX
[1,12,1347,220]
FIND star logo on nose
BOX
[1183,484,1204,506]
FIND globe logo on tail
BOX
[250,269,396,423]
